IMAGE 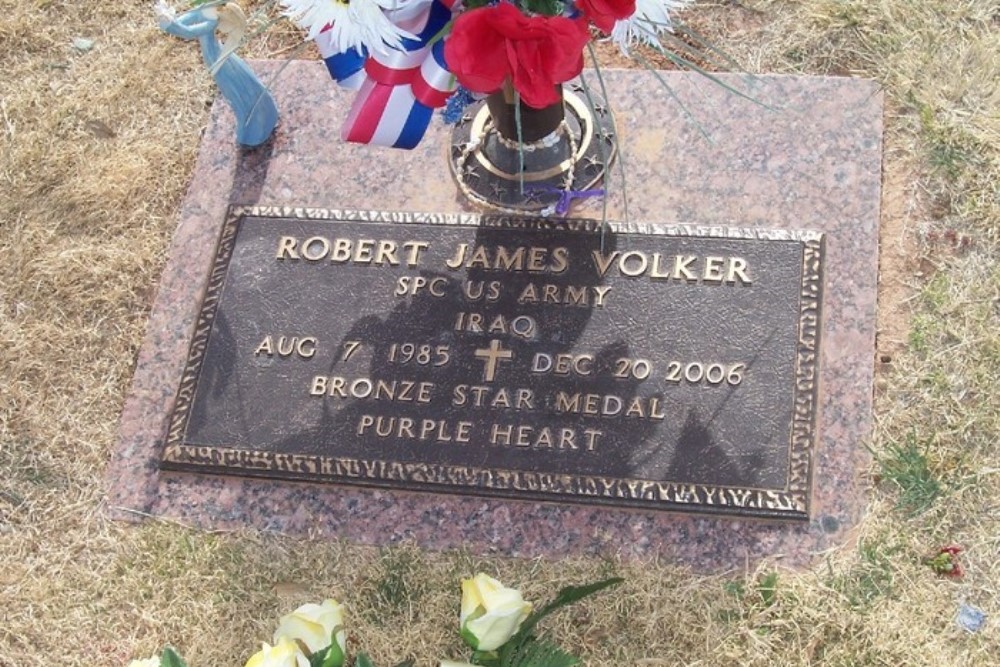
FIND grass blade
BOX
[585,43,628,226]
[513,576,624,641]
[643,38,770,109]
[630,50,713,143]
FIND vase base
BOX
[449,86,617,214]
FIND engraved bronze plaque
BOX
[162,207,823,520]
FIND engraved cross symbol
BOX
[474,339,513,382]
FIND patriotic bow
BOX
[316,0,460,149]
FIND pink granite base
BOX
[107,64,882,571]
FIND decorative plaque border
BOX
[161,207,823,520]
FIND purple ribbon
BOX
[528,186,606,216]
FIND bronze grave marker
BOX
[162,207,823,520]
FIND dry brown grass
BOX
[1,1,998,666]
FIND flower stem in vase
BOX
[485,81,566,143]
[449,80,618,216]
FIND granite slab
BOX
[106,63,882,570]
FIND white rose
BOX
[127,658,161,667]
[440,662,478,667]
[273,599,346,659]
[460,573,533,651]
[245,637,309,667]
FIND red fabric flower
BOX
[444,3,590,109]
[576,0,636,33]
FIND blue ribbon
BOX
[394,103,435,149]
[398,0,452,49]
[324,47,367,84]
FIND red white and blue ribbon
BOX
[317,0,460,149]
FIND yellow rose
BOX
[245,637,309,667]
[273,599,346,660]
[460,573,533,651]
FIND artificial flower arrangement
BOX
[128,573,621,667]
[154,0,745,212]
[282,0,693,148]
[157,0,695,150]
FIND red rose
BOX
[576,0,636,33]
[443,3,590,109]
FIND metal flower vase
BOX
[449,82,617,214]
